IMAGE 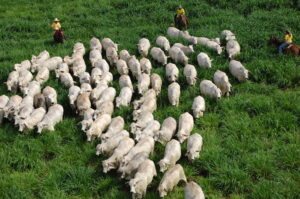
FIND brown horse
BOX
[53,29,66,43]
[174,14,188,30]
[268,36,299,56]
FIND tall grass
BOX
[0,0,299,198]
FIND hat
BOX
[54,18,60,22]
[179,5,183,9]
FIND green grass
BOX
[0,0,300,198]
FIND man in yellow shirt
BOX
[278,30,293,53]
[51,18,61,31]
[177,5,185,18]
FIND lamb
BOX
[102,137,135,173]
[100,116,125,142]
[96,130,129,156]
[191,96,205,118]
[158,139,181,172]
[154,117,177,144]
[89,49,102,67]
[119,75,133,91]
[80,108,95,132]
[205,40,223,55]
[23,81,41,97]
[37,104,64,133]
[5,71,19,92]
[99,71,113,85]
[120,152,150,180]
[135,120,161,141]
[14,60,31,72]
[3,95,22,120]
[128,56,142,79]
[85,114,111,141]
[68,86,81,108]
[138,38,151,57]
[184,64,197,85]
[158,164,187,197]
[197,52,212,68]
[42,86,57,108]
[169,46,189,65]
[150,47,168,66]
[94,59,110,73]
[229,60,249,82]
[90,37,102,51]
[59,72,75,88]
[119,49,131,63]
[132,89,156,110]
[18,70,33,91]
[34,93,46,110]
[150,73,162,95]
[97,87,116,104]
[76,93,91,116]
[129,159,157,199]
[131,111,154,135]
[167,27,180,37]
[186,133,203,161]
[31,50,50,72]
[79,72,91,84]
[213,70,232,96]
[91,67,103,86]
[0,95,9,125]
[179,31,197,45]
[140,58,152,74]
[106,46,118,66]
[120,136,155,168]
[137,73,150,95]
[90,83,108,105]
[166,63,179,82]
[221,30,236,41]
[226,39,240,59]
[101,38,118,51]
[36,56,63,72]
[156,36,170,51]
[116,87,133,108]
[168,82,180,106]
[185,181,205,199]
[177,112,194,143]
[80,83,92,96]
[200,80,221,99]
[94,101,114,117]
[18,107,46,132]
[132,97,157,121]
[116,59,129,75]
[173,43,194,55]
[73,42,85,57]
[14,105,34,126]
[35,67,49,84]
[72,58,86,77]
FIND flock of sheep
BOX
[0,25,250,198]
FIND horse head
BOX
[268,36,279,46]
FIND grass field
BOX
[0,0,299,198]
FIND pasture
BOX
[0,0,299,198]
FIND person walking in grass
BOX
[278,30,293,53]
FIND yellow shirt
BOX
[177,8,185,17]
[51,22,61,30]
[284,34,293,43]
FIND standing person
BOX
[278,30,293,53]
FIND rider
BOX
[51,18,61,31]
[174,5,186,29]
[278,30,293,53]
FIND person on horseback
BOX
[174,5,187,30]
[278,30,293,53]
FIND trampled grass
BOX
[0,0,299,198]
